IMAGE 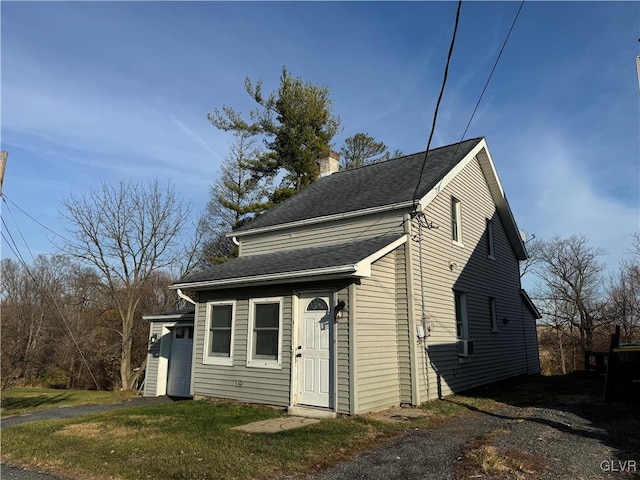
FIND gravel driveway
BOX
[2,375,638,480]
[300,375,639,480]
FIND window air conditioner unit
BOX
[457,339,474,357]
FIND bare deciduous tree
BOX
[607,232,640,343]
[58,180,188,390]
[533,235,606,351]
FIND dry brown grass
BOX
[456,429,548,480]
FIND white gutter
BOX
[170,264,360,290]
[228,201,415,238]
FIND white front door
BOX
[296,294,333,408]
[166,326,193,397]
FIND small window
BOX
[451,197,462,244]
[454,291,468,340]
[174,327,193,339]
[307,298,329,311]
[490,297,498,332]
[487,219,495,259]
[247,297,283,369]
[204,301,235,366]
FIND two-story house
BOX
[143,137,540,417]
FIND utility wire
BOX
[0,217,102,391]
[412,0,463,203]
[435,0,525,193]
[2,198,37,263]
[2,194,70,242]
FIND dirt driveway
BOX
[298,374,639,480]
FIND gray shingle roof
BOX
[143,307,195,322]
[174,233,405,288]
[234,138,483,233]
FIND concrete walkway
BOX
[232,416,320,433]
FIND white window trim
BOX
[247,296,284,370]
[451,196,463,246]
[490,297,499,332]
[487,218,495,260]
[203,300,236,366]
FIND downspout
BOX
[177,289,196,305]
[404,213,420,406]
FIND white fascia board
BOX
[415,138,527,261]
[353,234,408,277]
[228,201,415,239]
[170,264,359,291]
[416,139,488,212]
[143,314,194,322]
[475,144,527,260]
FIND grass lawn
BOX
[1,387,136,417]
[0,392,498,480]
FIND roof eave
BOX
[415,138,527,261]
[171,264,361,291]
[228,201,415,239]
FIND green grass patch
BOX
[5,376,595,480]
[1,400,394,480]
[1,387,135,417]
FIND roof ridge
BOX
[330,136,485,175]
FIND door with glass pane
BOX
[296,293,333,408]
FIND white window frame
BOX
[247,296,284,369]
[203,300,236,366]
[451,196,463,245]
[486,218,495,259]
[490,297,499,332]
[454,291,468,340]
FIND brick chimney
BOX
[317,149,340,177]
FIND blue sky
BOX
[1,1,638,287]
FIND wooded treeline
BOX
[530,234,640,375]
[1,67,402,391]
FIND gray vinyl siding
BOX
[355,252,401,413]
[412,156,538,401]
[395,244,412,404]
[193,288,293,407]
[238,211,404,256]
[143,322,165,397]
[336,286,351,414]
[522,303,541,374]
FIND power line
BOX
[0,219,102,391]
[412,0,463,203]
[2,194,70,242]
[458,1,524,150]
[2,198,37,263]
[436,1,525,192]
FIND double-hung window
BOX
[247,297,283,369]
[204,301,235,366]
[451,196,462,244]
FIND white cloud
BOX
[517,135,638,272]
